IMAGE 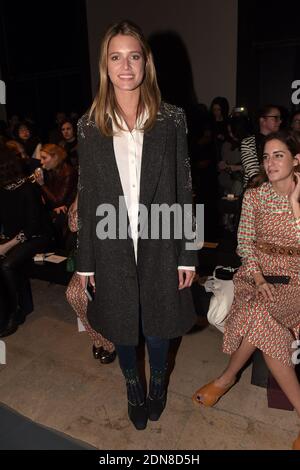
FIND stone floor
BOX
[0,279,298,450]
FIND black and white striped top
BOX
[241,135,260,187]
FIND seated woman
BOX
[66,195,116,364]
[192,130,300,450]
[34,144,78,247]
[14,121,41,159]
[6,140,40,176]
[0,145,54,337]
[218,115,250,197]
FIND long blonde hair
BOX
[88,20,161,136]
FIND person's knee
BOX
[65,286,74,305]
[146,336,167,349]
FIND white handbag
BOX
[204,266,235,333]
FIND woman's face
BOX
[263,139,299,183]
[212,104,222,120]
[107,34,145,94]
[291,113,300,132]
[18,125,30,141]
[261,108,281,133]
[40,151,58,170]
[61,122,74,141]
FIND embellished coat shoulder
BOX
[77,112,98,139]
[159,102,187,132]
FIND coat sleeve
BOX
[76,116,96,273]
[175,109,199,267]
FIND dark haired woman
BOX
[210,96,230,158]
[59,120,78,168]
[76,20,197,430]
[14,121,41,159]
[0,146,53,337]
[193,130,300,450]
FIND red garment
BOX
[41,162,77,209]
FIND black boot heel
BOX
[128,402,148,430]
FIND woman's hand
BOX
[218,161,227,171]
[34,168,44,186]
[290,172,300,208]
[178,269,195,290]
[255,280,275,302]
[79,274,96,291]
[54,205,68,215]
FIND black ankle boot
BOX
[147,394,167,421]
[147,366,168,421]
[0,317,18,338]
[122,368,147,430]
[0,307,26,338]
[128,402,148,430]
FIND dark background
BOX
[1,0,300,133]
[0,0,92,134]
[237,0,300,112]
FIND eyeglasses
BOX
[263,115,282,121]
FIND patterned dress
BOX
[223,182,300,366]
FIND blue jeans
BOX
[115,336,169,371]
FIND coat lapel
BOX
[139,117,167,211]
[94,131,125,203]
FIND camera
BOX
[230,106,248,117]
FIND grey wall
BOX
[0,66,6,121]
[85,0,238,108]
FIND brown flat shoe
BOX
[192,379,235,407]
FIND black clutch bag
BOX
[264,275,290,285]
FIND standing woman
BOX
[77,20,197,430]
[192,130,300,450]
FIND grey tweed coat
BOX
[76,103,198,345]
